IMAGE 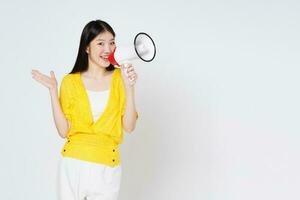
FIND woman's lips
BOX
[100,56,109,61]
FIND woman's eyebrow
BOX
[96,38,115,41]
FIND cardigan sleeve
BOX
[59,75,74,121]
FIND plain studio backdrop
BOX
[0,0,299,199]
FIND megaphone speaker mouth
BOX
[108,48,119,66]
[134,32,156,62]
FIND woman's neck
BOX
[83,63,108,80]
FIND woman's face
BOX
[86,31,116,68]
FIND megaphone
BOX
[108,32,156,67]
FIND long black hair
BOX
[70,20,116,74]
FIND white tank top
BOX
[86,89,110,122]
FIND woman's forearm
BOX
[122,87,138,133]
[49,88,70,138]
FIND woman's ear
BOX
[85,46,89,54]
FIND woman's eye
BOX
[110,42,115,45]
[98,42,104,46]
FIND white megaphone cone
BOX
[108,32,156,68]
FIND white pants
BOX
[57,156,122,200]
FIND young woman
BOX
[31,20,138,200]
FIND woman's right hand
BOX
[31,69,58,91]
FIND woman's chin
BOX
[98,61,111,68]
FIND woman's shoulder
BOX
[114,68,121,76]
[62,72,79,81]
[114,68,125,82]
[61,73,79,87]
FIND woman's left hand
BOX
[120,64,138,88]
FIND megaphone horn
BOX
[108,32,156,67]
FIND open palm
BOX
[31,69,57,90]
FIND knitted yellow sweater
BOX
[59,69,127,166]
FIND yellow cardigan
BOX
[59,69,128,166]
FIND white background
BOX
[0,0,299,199]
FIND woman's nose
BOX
[104,44,113,53]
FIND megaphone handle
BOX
[121,61,130,77]
[120,61,136,86]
